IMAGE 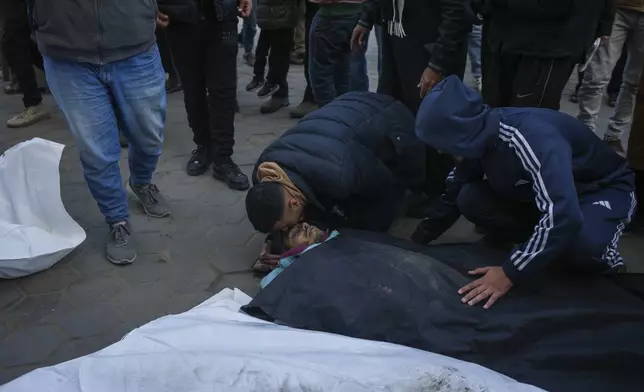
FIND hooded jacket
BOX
[415,76,634,281]
[253,92,426,233]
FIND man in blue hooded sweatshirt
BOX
[412,76,636,309]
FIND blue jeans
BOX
[43,45,166,224]
[309,12,359,106]
[468,24,482,79]
[241,0,258,54]
[350,30,369,91]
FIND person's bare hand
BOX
[156,11,169,28]
[258,241,281,266]
[458,266,513,309]
[601,35,610,42]
[418,67,444,98]
[351,25,369,51]
[238,0,252,17]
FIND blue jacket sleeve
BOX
[500,127,583,282]
[412,160,484,244]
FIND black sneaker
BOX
[260,97,289,114]
[106,221,136,265]
[128,182,172,218]
[246,77,265,92]
[212,157,250,191]
[257,83,279,98]
[186,145,211,176]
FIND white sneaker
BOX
[474,77,482,93]
[6,104,51,128]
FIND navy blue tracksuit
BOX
[413,76,636,281]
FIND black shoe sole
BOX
[212,171,250,191]
[187,164,210,176]
[106,253,137,265]
[258,86,280,99]
[246,81,265,92]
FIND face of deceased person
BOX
[283,222,328,249]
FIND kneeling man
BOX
[246,91,427,236]
[413,76,636,309]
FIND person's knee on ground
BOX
[562,232,624,275]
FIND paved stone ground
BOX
[1,36,643,384]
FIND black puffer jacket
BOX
[253,92,426,232]
[257,0,299,30]
[476,0,615,60]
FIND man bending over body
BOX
[412,76,636,309]
[245,91,428,256]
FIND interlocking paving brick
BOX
[0,283,24,312]
[63,274,126,307]
[18,265,80,295]
[3,293,62,331]
[0,325,62,367]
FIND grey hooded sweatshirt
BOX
[31,0,158,64]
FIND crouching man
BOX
[245,91,427,242]
[412,76,636,309]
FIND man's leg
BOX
[510,56,576,110]
[207,18,249,191]
[374,24,382,77]
[607,46,628,105]
[563,188,637,273]
[156,28,181,93]
[309,13,355,106]
[108,45,170,219]
[1,2,49,128]
[605,12,644,150]
[332,14,357,97]
[290,1,319,118]
[457,181,540,244]
[349,29,369,92]
[292,0,306,61]
[578,10,630,131]
[468,24,483,92]
[262,28,293,114]
[43,56,136,264]
[248,29,269,90]
[241,0,258,65]
[166,24,212,176]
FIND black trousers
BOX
[482,48,576,110]
[156,28,178,82]
[0,0,42,107]
[253,28,293,99]
[303,1,319,102]
[166,19,238,159]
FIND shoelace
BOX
[139,184,160,204]
[111,223,130,244]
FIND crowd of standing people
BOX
[0,0,642,283]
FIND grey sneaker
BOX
[129,182,171,218]
[6,104,51,128]
[106,221,136,265]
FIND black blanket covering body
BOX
[244,231,644,392]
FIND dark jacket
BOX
[253,92,426,232]
[157,0,238,24]
[477,0,615,60]
[359,0,470,76]
[257,0,299,30]
[414,76,634,281]
[30,0,157,64]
